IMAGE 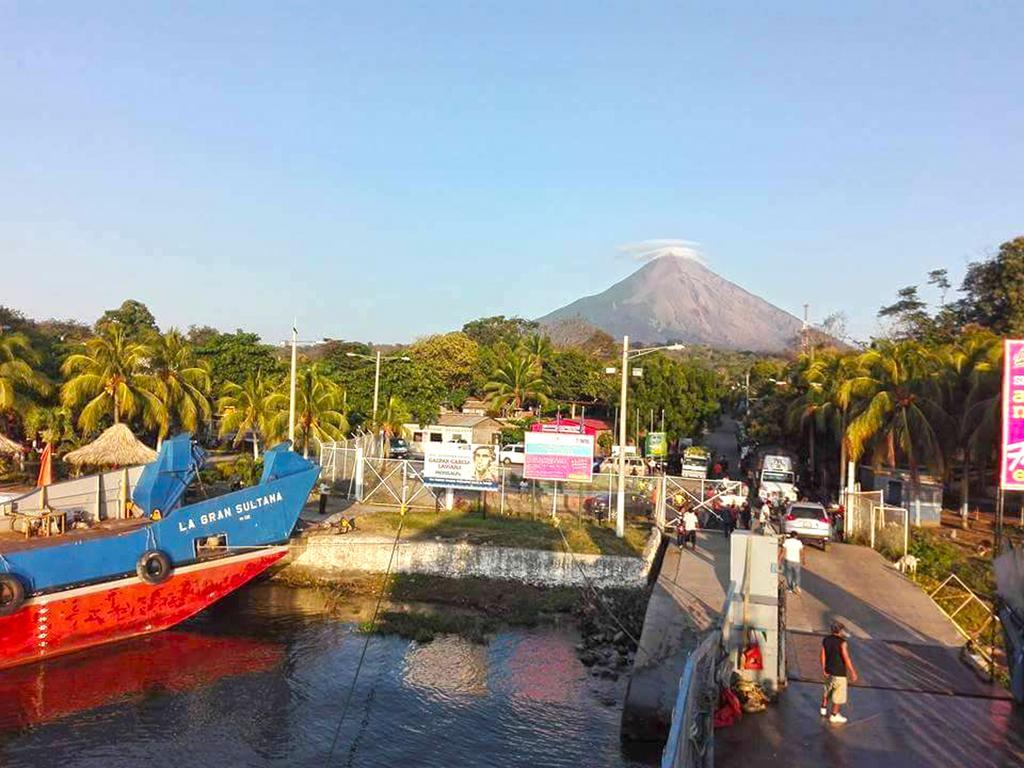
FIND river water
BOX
[0,583,656,767]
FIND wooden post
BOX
[120,467,128,520]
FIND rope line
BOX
[553,521,640,647]
[326,509,405,765]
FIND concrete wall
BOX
[281,527,661,588]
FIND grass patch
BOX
[302,572,649,645]
[369,610,497,644]
[353,508,651,556]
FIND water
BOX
[0,583,655,767]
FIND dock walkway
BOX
[716,542,1023,767]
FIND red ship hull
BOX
[0,547,287,671]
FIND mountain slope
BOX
[538,257,804,352]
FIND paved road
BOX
[787,543,962,645]
[705,416,741,478]
[716,539,1022,766]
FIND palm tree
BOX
[521,333,552,371]
[60,325,165,434]
[935,331,1001,527]
[484,349,549,413]
[150,330,212,448]
[218,372,275,459]
[23,406,76,453]
[794,351,860,495]
[0,331,51,417]
[839,340,945,475]
[376,394,411,440]
[265,365,349,458]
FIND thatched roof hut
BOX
[0,433,24,456]
[64,424,158,467]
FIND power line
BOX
[325,511,406,764]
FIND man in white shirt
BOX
[781,533,804,594]
[681,508,699,550]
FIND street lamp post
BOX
[346,350,411,428]
[610,337,684,538]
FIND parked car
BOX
[598,456,648,476]
[499,443,526,466]
[782,501,831,550]
[388,437,409,459]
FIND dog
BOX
[895,554,918,576]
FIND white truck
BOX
[679,446,710,480]
[757,453,798,504]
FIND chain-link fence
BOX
[318,443,665,527]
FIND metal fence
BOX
[843,489,908,560]
[661,584,736,768]
[928,573,1002,672]
[318,443,668,525]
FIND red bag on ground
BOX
[713,688,743,728]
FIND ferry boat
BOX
[0,435,318,670]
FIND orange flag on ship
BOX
[36,443,53,488]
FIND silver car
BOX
[783,501,831,550]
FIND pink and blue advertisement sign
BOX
[1001,339,1024,490]
[524,433,595,483]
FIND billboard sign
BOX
[646,432,667,458]
[423,442,499,491]
[524,433,594,482]
[1001,339,1024,490]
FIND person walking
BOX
[758,500,771,534]
[820,621,859,724]
[682,507,699,550]
[780,532,804,593]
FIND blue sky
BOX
[1,2,1021,345]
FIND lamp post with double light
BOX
[606,337,685,537]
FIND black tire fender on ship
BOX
[0,574,26,616]
[136,550,172,586]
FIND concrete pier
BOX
[621,532,730,741]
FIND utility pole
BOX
[288,321,298,447]
[616,336,629,539]
[372,350,382,424]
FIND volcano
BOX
[538,256,805,352]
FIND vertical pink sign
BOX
[1001,339,1024,490]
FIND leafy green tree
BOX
[95,299,159,340]
[196,330,281,390]
[150,330,213,446]
[217,372,276,459]
[878,286,934,340]
[265,365,349,457]
[484,349,549,413]
[543,349,612,404]
[60,325,165,434]
[462,315,538,348]
[0,331,51,418]
[625,355,722,442]
[408,333,480,394]
[957,236,1024,334]
[378,361,446,425]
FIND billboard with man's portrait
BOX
[423,442,500,491]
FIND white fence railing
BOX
[842,489,908,560]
